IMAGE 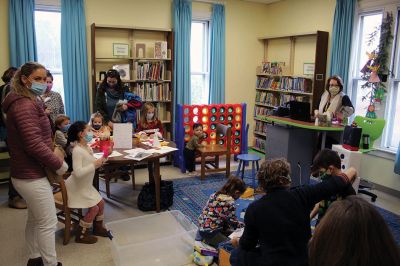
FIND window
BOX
[190,21,210,104]
[34,10,64,102]
[350,10,400,151]
[350,12,383,117]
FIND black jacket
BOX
[238,175,355,266]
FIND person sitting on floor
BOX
[198,177,246,248]
[230,157,357,266]
[65,121,110,244]
[309,149,356,225]
[309,196,400,266]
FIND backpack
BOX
[137,180,174,211]
[0,84,11,126]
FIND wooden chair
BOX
[101,163,136,198]
[53,174,83,245]
[197,124,232,179]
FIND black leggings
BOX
[184,148,196,172]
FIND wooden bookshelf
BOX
[90,23,174,140]
[253,31,328,154]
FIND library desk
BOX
[93,141,176,212]
[259,116,344,186]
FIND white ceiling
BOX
[242,0,281,4]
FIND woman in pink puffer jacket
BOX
[2,62,68,266]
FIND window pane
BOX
[353,79,372,117]
[357,13,383,76]
[191,22,205,73]
[191,74,209,104]
[35,10,64,102]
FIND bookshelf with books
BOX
[90,24,174,140]
[253,31,328,154]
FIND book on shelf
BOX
[255,120,268,134]
[135,43,146,58]
[256,76,312,93]
[112,64,130,80]
[254,137,266,152]
[133,61,165,81]
[154,41,168,59]
[131,82,171,101]
[261,61,285,75]
[254,106,273,117]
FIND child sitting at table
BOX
[137,102,164,138]
[90,112,110,140]
[198,177,246,247]
[184,123,205,175]
[65,121,110,244]
[310,149,356,225]
[54,114,70,148]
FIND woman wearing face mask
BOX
[41,70,65,123]
[137,102,164,138]
[2,62,68,266]
[318,75,354,120]
[95,69,129,129]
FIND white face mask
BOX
[146,113,154,121]
[329,86,340,96]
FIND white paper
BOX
[229,228,244,239]
[124,152,152,161]
[152,146,178,154]
[113,123,133,149]
[123,148,146,154]
[93,151,123,159]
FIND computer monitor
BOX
[289,101,311,122]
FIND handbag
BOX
[342,125,362,151]
[45,142,66,184]
[137,180,174,211]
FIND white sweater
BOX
[65,145,102,208]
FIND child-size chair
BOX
[197,124,231,179]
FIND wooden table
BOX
[93,141,176,212]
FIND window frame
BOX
[349,9,400,152]
[190,20,210,105]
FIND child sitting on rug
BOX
[184,123,205,175]
[309,149,356,225]
[198,177,246,247]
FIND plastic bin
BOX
[106,210,197,266]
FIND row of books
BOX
[254,121,268,134]
[254,106,273,117]
[134,62,165,80]
[256,77,312,92]
[255,91,279,106]
[254,137,266,152]
[131,83,171,101]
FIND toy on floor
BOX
[192,250,214,266]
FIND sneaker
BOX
[8,196,27,209]
[120,173,130,181]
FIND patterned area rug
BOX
[170,172,400,245]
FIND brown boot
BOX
[93,214,109,237]
[75,220,98,244]
[27,257,43,266]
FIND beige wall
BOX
[0,0,9,73]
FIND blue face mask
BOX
[61,124,71,133]
[84,132,93,143]
[30,81,47,96]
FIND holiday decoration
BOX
[360,12,393,118]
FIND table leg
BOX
[236,160,242,178]
[241,160,245,180]
[201,155,205,180]
[256,160,260,171]
[153,159,161,212]
[251,161,256,188]
[131,164,135,190]
[321,132,327,149]
[148,161,154,183]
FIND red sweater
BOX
[137,119,164,136]
[3,92,63,179]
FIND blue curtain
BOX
[61,0,90,122]
[328,0,356,93]
[395,143,400,174]
[208,4,226,104]
[173,0,191,137]
[8,0,37,67]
